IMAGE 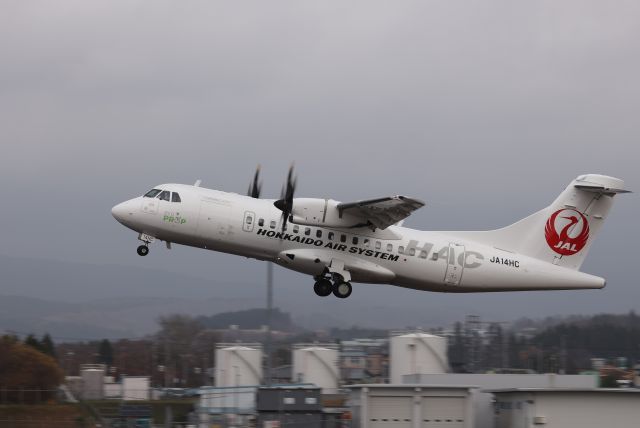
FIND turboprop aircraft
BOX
[111,168,628,299]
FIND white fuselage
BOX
[112,183,605,293]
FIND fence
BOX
[0,389,59,405]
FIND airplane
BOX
[111,168,629,299]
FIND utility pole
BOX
[265,262,273,386]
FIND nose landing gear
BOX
[136,233,155,257]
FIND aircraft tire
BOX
[333,281,352,299]
[137,245,149,256]
[313,279,332,297]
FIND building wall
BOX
[402,373,597,428]
[494,391,640,428]
[121,377,149,400]
[349,385,474,428]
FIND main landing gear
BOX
[313,276,353,299]
[137,245,149,256]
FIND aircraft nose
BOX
[111,202,127,222]
[111,199,136,224]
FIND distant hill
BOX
[0,254,487,337]
[196,308,297,331]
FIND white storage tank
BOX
[292,344,340,392]
[80,365,105,400]
[390,332,448,383]
[215,344,263,387]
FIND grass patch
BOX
[0,404,91,427]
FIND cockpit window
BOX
[144,189,162,198]
[158,190,170,201]
[171,192,181,203]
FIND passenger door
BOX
[444,243,465,286]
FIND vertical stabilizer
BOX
[452,174,629,270]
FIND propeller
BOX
[274,164,297,232]
[247,165,262,198]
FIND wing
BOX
[337,195,425,230]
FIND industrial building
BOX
[402,373,597,428]
[349,384,475,428]
[341,338,389,383]
[61,333,640,428]
[65,364,151,401]
[490,388,640,428]
[197,384,343,427]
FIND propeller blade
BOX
[247,165,262,198]
[274,164,297,232]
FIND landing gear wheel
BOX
[137,245,149,256]
[313,279,332,297]
[333,281,352,299]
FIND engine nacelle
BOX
[289,198,364,228]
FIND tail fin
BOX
[454,174,629,270]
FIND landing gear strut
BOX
[137,245,149,256]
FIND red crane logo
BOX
[545,209,590,256]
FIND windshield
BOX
[144,189,161,198]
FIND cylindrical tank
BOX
[292,345,339,392]
[390,332,448,383]
[80,366,105,400]
[215,345,263,387]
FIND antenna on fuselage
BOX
[194,179,202,187]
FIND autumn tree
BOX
[0,335,63,403]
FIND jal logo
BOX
[545,209,590,256]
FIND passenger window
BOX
[293,225,299,233]
[419,250,428,259]
[305,227,311,236]
[328,232,334,241]
[316,230,322,238]
[375,241,381,250]
[387,243,393,252]
[258,218,264,227]
[144,189,161,198]
[171,192,181,203]
[340,234,347,243]
[246,216,253,224]
[409,248,415,256]
[364,239,370,248]
[352,237,359,245]
[399,246,404,254]
[158,190,170,201]
[270,220,276,229]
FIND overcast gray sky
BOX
[1,0,639,323]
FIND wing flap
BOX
[337,195,425,230]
